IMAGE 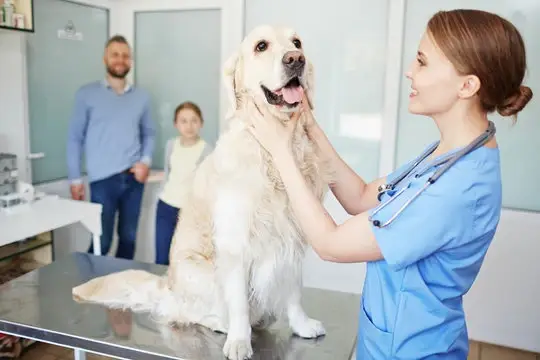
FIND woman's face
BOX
[405,31,463,117]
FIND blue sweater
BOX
[66,80,156,183]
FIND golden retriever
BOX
[72,24,333,360]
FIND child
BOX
[155,101,213,265]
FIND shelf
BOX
[0,234,51,263]
[0,0,34,33]
[0,24,33,33]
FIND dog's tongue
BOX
[281,86,304,104]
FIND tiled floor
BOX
[468,341,540,360]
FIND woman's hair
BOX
[174,101,204,123]
[427,9,533,120]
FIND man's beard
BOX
[107,65,130,79]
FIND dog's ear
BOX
[223,51,242,118]
[304,60,315,110]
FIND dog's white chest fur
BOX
[208,118,323,322]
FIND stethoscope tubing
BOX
[369,121,496,228]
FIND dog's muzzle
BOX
[282,51,305,77]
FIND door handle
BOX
[27,153,45,160]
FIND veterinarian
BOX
[248,9,532,359]
[155,101,213,265]
[67,34,156,260]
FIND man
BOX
[66,35,156,259]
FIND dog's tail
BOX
[72,269,175,318]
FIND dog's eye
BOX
[255,41,268,52]
[292,39,302,49]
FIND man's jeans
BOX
[88,171,144,259]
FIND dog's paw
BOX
[223,337,253,360]
[291,317,326,339]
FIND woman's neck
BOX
[431,107,490,158]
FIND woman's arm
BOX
[273,148,383,263]
[306,118,384,215]
[247,100,383,263]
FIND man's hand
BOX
[70,184,85,201]
[130,162,150,183]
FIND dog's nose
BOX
[282,51,305,71]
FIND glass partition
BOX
[245,0,390,183]
[244,0,390,294]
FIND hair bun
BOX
[497,85,533,118]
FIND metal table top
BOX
[0,253,359,359]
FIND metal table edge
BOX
[0,319,178,360]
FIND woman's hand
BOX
[299,94,316,132]
[248,106,303,159]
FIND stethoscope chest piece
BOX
[377,184,394,201]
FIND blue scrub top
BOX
[357,144,502,359]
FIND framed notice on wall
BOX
[0,0,34,33]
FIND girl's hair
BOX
[427,9,533,120]
[174,101,204,123]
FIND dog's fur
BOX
[72,25,333,360]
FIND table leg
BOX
[50,230,56,261]
[92,233,102,256]
[74,348,87,360]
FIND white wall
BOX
[0,0,538,354]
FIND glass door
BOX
[134,9,222,169]
[26,0,109,184]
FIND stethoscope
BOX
[368,121,496,228]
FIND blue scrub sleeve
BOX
[370,182,474,271]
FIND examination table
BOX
[0,253,359,359]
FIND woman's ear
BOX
[458,74,481,100]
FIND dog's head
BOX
[223,25,314,119]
